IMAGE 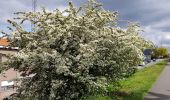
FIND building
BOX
[143,49,153,63]
[0,38,18,100]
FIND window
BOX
[1,80,14,91]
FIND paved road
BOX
[144,63,170,100]
[138,59,163,69]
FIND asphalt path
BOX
[144,62,170,100]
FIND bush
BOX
[152,47,168,59]
[2,0,152,100]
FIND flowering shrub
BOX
[2,0,152,100]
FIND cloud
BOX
[0,0,31,30]
[0,0,67,31]
[97,0,170,50]
[1,0,170,51]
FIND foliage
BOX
[89,60,167,100]
[118,61,167,100]
[152,47,168,58]
[1,0,152,100]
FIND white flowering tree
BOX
[1,0,153,100]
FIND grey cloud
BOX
[1,0,170,50]
[98,0,170,50]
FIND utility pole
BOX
[31,0,37,32]
[32,0,37,13]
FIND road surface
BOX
[144,62,170,100]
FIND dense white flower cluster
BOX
[2,0,153,100]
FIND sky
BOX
[0,0,170,50]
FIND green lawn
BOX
[117,60,167,100]
[87,60,167,100]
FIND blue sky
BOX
[1,0,170,49]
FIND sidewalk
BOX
[144,63,170,100]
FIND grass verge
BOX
[87,60,168,100]
[117,60,167,100]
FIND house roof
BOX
[0,38,18,51]
[0,38,10,46]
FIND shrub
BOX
[2,0,152,99]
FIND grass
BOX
[118,60,167,100]
[87,60,167,100]
[86,95,112,100]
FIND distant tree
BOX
[152,47,168,58]
[1,0,153,100]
